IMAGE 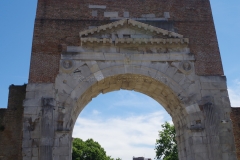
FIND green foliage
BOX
[155,122,178,160]
[72,138,120,160]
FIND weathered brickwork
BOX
[29,0,223,83]
[0,85,26,160]
[1,0,238,159]
[231,108,240,160]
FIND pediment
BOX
[80,19,183,38]
[79,19,189,47]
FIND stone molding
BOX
[79,19,183,38]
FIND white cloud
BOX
[110,90,160,109]
[73,111,171,160]
[92,109,101,115]
[228,80,240,107]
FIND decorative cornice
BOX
[81,37,189,45]
[79,19,183,38]
[81,38,113,44]
[115,38,189,45]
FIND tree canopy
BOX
[72,138,120,160]
[155,122,178,160]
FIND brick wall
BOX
[231,107,240,160]
[29,0,224,83]
[0,85,26,160]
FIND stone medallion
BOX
[62,60,73,69]
[179,60,193,74]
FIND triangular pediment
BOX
[79,19,189,49]
[80,19,183,38]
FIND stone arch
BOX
[53,60,203,160]
[56,65,191,132]
[21,18,237,160]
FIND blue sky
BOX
[0,1,240,159]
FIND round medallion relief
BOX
[179,61,193,74]
[62,60,73,69]
[183,61,191,71]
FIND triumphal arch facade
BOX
[20,0,237,159]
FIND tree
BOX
[72,138,114,160]
[155,122,178,160]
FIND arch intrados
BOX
[63,72,188,131]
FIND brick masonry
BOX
[0,85,26,160]
[231,108,240,160]
[1,0,239,159]
[29,0,223,83]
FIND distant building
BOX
[133,157,152,160]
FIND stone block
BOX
[89,63,100,73]
[164,12,170,18]
[100,67,114,78]
[201,82,227,90]
[192,144,208,153]
[53,155,59,160]
[221,144,232,152]
[59,156,69,160]
[26,91,35,99]
[55,78,74,94]
[32,148,39,157]
[23,98,41,107]
[70,82,92,100]
[31,129,41,139]
[75,52,105,61]
[104,53,125,60]
[59,136,70,147]
[23,157,31,160]
[110,65,125,75]
[56,74,79,90]
[92,10,98,17]
[34,90,55,99]
[199,76,226,83]
[66,46,83,52]
[24,106,38,115]
[141,14,156,18]
[22,148,32,157]
[124,64,134,73]
[104,12,118,17]
[53,147,70,156]
[192,136,203,144]
[194,152,209,160]
[156,62,169,73]
[172,72,185,83]
[26,83,36,91]
[40,138,54,146]
[165,66,178,78]
[26,83,54,92]
[124,11,129,17]
[94,71,104,81]
[185,103,200,114]
[22,139,32,148]
[88,5,106,9]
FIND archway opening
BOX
[63,73,186,160]
[72,90,172,159]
